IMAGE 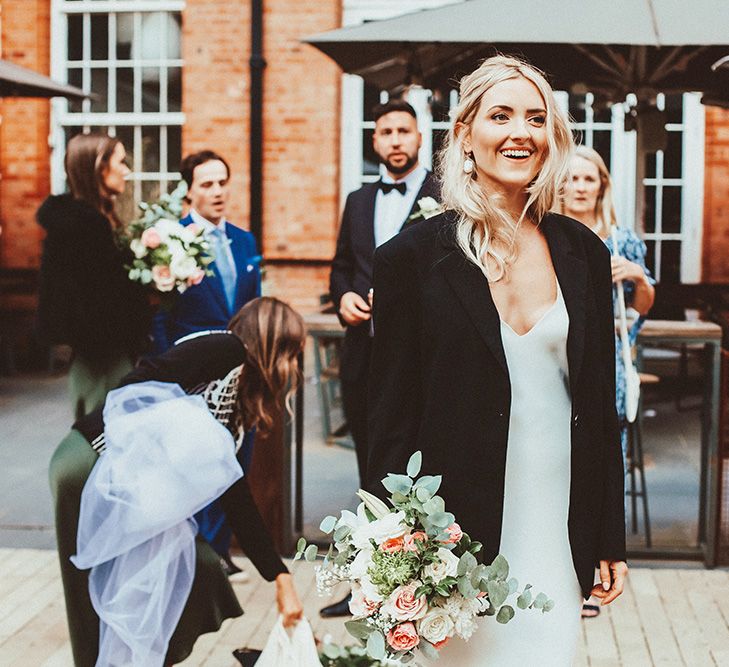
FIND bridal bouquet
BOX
[296,452,553,664]
[119,181,214,294]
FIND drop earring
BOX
[463,156,474,174]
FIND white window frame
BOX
[50,0,185,202]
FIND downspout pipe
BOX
[249,0,266,250]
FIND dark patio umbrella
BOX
[0,59,90,100]
[303,0,729,106]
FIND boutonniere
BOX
[407,196,444,223]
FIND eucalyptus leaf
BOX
[333,525,352,542]
[391,491,409,505]
[414,474,442,496]
[382,474,413,495]
[457,551,478,576]
[416,486,433,503]
[407,451,422,478]
[430,511,455,528]
[457,575,479,598]
[487,580,509,608]
[296,537,306,553]
[345,620,373,641]
[508,577,518,594]
[543,599,555,613]
[366,630,386,661]
[516,588,532,609]
[322,643,342,659]
[496,605,515,624]
[422,496,446,516]
[304,544,318,562]
[491,554,509,580]
[533,592,548,610]
[319,515,337,534]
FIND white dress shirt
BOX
[373,165,427,248]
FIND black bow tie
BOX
[378,180,407,195]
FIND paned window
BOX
[51,1,185,208]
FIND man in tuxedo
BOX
[322,100,439,617]
[152,150,260,578]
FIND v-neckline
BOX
[499,280,561,339]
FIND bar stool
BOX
[625,372,658,548]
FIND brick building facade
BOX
[0,0,728,317]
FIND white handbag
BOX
[255,616,321,667]
[611,227,641,423]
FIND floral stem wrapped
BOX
[117,181,214,295]
[296,452,554,664]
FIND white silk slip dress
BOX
[437,281,583,666]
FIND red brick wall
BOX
[703,106,729,283]
[0,0,52,270]
[182,0,341,312]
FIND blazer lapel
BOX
[364,183,378,251]
[542,216,587,397]
[400,172,439,232]
[439,246,509,375]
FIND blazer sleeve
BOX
[329,193,356,323]
[593,242,627,561]
[365,243,423,494]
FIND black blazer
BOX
[329,171,440,381]
[366,210,625,598]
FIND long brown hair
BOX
[229,297,306,436]
[64,133,123,227]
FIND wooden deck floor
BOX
[1,549,728,665]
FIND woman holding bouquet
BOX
[37,133,152,419]
[49,297,304,666]
[366,56,627,665]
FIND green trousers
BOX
[68,354,134,421]
[49,430,243,666]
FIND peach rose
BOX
[433,637,450,650]
[402,531,428,552]
[380,536,405,553]
[382,582,427,622]
[151,265,175,292]
[442,522,463,544]
[349,583,380,619]
[141,227,161,249]
[386,622,420,652]
[187,268,205,286]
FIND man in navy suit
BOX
[153,150,261,352]
[323,100,440,617]
[152,150,260,577]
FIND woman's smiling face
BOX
[461,76,548,200]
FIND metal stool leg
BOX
[633,414,652,548]
[627,423,639,534]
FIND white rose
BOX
[349,582,380,619]
[423,548,460,584]
[350,510,408,550]
[419,197,439,212]
[130,238,148,259]
[170,253,198,280]
[418,608,455,645]
[154,218,183,240]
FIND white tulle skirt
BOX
[71,381,243,667]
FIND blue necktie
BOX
[211,227,237,311]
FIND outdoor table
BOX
[635,319,723,566]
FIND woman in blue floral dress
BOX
[563,145,655,617]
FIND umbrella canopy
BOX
[304,0,729,104]
[0,59,90,100]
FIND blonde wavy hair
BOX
[228,297,305,436]
[438,55,574,281]
[562,145,618,238]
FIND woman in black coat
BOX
[37,133,151,419]
[49,297,304,666]
[366,56,626,664]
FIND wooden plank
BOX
[608,571,652,665]
[680,570,729,661]
[629,569,684,665]
[582,599,620,666]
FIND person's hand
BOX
[275,573,303,627]
[590,560,628,605]
[339,291,371,326]
[611,256,646,284]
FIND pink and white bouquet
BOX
[296,452,553,664]
[119,181,214,294]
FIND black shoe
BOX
[232,648,261,666]
[319,593,352,618]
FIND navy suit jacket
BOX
[152,214,261,353]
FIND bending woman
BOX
[49,297,304,666]
[366,56,626,666]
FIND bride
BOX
[365,55,627,665]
